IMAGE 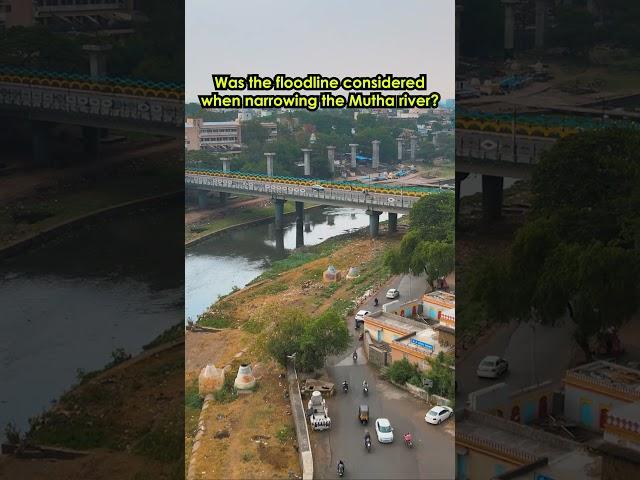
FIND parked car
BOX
[385,288,400,299]
[425,406,453,425]
[311,184,325,192]
[354,310,370,328]
[375,418,394,443]
[476,355,509,378]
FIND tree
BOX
[264,307,349,372]
[409,192,455,242]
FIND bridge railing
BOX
[185,174,421,211]
[456,130,556,164]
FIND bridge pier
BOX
[302,149,312,177]
[388,212,398,233]
[372,140,380,169]
[482,174,504,221]
[265,152,275,177]
[327,146,336,174]
[274,199,286,229]
[221,157,230,173]
[83,126,101,155]
[410,136,418,162]
[197,190,211,209]
[455,171,469,219]
[396,137,403,162]
[275,227,285,253]
[349,144,358,169]
[32,120,52,166]
[367,210,382,237]
[296,220,304,248]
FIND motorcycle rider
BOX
[362,379,368,389]
[374,297,379,306]
[342,380,349,391]
[337,460,345,475]
[364,429,371,444]
[403,432,413,446]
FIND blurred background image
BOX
[0,1,185,479]
[455,1,640,479]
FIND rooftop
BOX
[565,361,640,400]
[457,409,599,478]
[365,311,427,333]
[422,290,455,308]
[394,327,446,356]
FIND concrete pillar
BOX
[197,190,209,209]
[502,1,517,56]
[482,174,504,221]
[83,44,111,78]
[349,144,358,168]
[274,199,286,229]
[275,228,285,252]
[302,149,312,176]
[265,152,275,177]
[327,146,336,174]
[296,220,304,248]
[372,140,380,169]
[410,136,418,161]
[82,126,100,155]
[535,0,545,49]
[388,212,398,233]
[221,157,230,173]
[367,210,382,237]
[32,120,52,166]
[455,171,469,219]
[295,201,304,222]
[396,137,403,162]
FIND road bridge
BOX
[0,67,183,164]
[185,169,437,237]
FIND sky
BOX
[185,0,455,102]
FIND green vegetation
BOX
[264,306,350,372]
[196,311,232,329]
[213,371,239,403]
[185,380,203,410]
[384,353,454,399]
[143,322,183,350]
[275,425,294,443]
[385,192,455,289]
[461,129,640,359]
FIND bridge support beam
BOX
[302,149,312,177]
[83,126,100,155]
[502,0,516,58]
[396,137,403,162]
[274,199,286,229]
[349,144,358,168]
[455,171,469,220]
[32,120,52,166]
[275,228,285,253]
[367,210,382,237]
[197,190,210,209]
[327,146,336,174]
[221,157,230,173]
[482,174,504,221]
[388,212,398,233]
[265,152,275,177]
[295,204,304,249]
[535,0,546,49]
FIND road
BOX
[311,274,455,479]
[456,318,577,407]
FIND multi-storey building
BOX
[184,118,242,152]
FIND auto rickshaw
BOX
[358,404,369,424]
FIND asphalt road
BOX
[456,318,577,407]
[311,274,455,479]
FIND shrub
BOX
[385,358,420,385]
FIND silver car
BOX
[476,355,509,378]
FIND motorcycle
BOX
[342,382,349,393]
[353,351,358,362]
[363,385,368,396]
[337,462,345,477]
[403,433,413,448]
[365,436,371,452]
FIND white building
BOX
[184,118,241,152]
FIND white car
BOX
[354,310,370,328]
[311,184,325,191]
[386,288,400,299]
[425,406,453,425]
[375,418,394,443]
[476,355,509,379]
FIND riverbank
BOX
[0,141,183,253]
[185,228,401,478]
[0,324,184,480]
[185,201,322,247]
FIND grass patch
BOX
[185,380,203,410]
[275,425,294,443]
[258,281,289,296]
[213,371,238,404]
[242,318,266,334]
[197,311,232,328]
[133,425,183,462]
[143,322,183,350]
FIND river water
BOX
[0,199,183,432]
[185,206,389,321]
